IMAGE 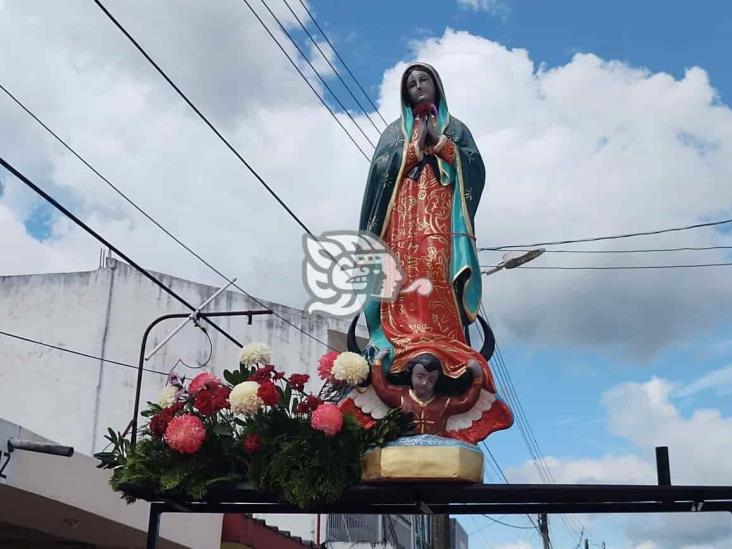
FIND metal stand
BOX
[131,309,272,445]
[129,315,732,548]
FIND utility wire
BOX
[479,304,583,538]
[252,0,376,148]
[0,82,334,351]
[482,245,732,254]
[91,0,358,244]
[479,217,732,250]
[0,155,241,348]
[280,0,384,134]
[296,0,388,126]
[518,262,732,270]
[481,443,541,534]
[234,0,371,161]
[480,516,536,530]
[0,330,167,377]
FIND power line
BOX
[469,515,536,535]
[0,155,241,348]
[234,0,371,161]
[479,304,584,539]
[91,0,357,246]
[280,0,384,134]
[0,330,167,377]
[482,245,732,254]
[479,217,732,251]
[295,0,388,126]
[481,443,542,535]
[253,0,377,149]
[0,82,334,351]
[518,262,732,270]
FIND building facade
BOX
[0,259,462,548]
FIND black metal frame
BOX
[131,313,732,548]
[131,309,272,445]
[137,481,732,548]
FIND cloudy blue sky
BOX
[2,1,732,547]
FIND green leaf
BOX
[223,369,235,385]
[213,423,233,437]
[291,397,299,414]
[281,385,292,408]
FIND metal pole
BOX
[146,503,162,549]
[538,513,551,549]
[656,446,671,486]
[131,309,272,446]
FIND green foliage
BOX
[109,425,246,502]
[97,359,411,508]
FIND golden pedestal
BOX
[362,437,484,483]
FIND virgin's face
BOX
[406,69,436,107]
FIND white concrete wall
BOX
[0,258,356,456]
[0,258,362,546]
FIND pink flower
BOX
[164,414,206,454]
[188,372,220,395]
[317,351,339,381]
[243,433,263,454]
[310,403,344,436]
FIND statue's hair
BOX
[387,352,473,396]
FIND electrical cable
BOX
[296,0,388,126]
[0,82,334,351]
[482,245,732,254]
[0,155,241,348]
[0,330,167,377]
[91,0,364,247]
[518,262,732,270]
[478,304,584,538]
[255,0,376,148]
[253,0,377,149]
[280,0,384,134]
[480,516,536,530]
[233,0,371,161]
[242,0,376,152]
[479,217,732,250]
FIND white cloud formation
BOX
[494,541,534,549]
[1,9,732,360]
[676,364,732,397]
[509,377,732,548]
[457,0,510,17]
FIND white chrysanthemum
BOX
[239,342,272,366]
[331,352,369,385]
[229,381,262,414]
[156,385,179,408]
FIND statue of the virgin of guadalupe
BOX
[343,63,513,456]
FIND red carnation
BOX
[188,372,220,395]
[194,385,231,416]
[318,351,339,382]
[257,381,280,407]
[250,365,275,382]
[150,402,184,439]
[296,395,323,414]
[288,373,310,392]
[243,433,263,454]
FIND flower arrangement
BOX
[95,345,409,508]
